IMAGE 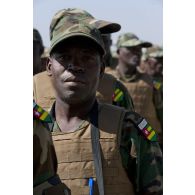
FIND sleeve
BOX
[152,82,163,128]
[120,112,163,195]
[33,119,57,187]
[113,80,135,111]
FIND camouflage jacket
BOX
[49,101,163,194]
[33,102,57,187]
[33,102,71,195]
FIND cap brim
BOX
[50,32,105,55]
[89,19,121,33]
[120,39,152,48]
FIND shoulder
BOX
[123,111,158,142]
[139,72,154,87]
[153,79,163,90]
[33,71,49,81]
[33,101,52,123]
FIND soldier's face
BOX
[47,38,104,105]
[146,57,163,76]
[119,46,142,67]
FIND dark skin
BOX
[117,45,142,77]
[47,37,104,132]
[145,57,163,78]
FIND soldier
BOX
[33,8,134,111]
[33,29,44,75]
[140,45,163,130]
[141,45,163,84]
[110,33,163,145]
[33,101,71,195]
[44,9,163,195]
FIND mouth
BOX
[64,77,86,85]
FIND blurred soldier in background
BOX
[33,29,44,75]
[33,101,71,195]
[140,45,163,131]
[140,45,163,82]
[110,33,163,145]
[33,9,134,111]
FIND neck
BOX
[55,96,96,132]
[118,61,137,77]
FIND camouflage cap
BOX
[146,45,163,58]
[50,8,121,41]
[41,47,50,58]
[50,20,105,55]
[116,32,152,49]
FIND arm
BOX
[120,111,163,195]
[113,80,135,111]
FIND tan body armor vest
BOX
[123,79,161,134]
[52,104,135,195]
[96,73,116,104]
[33,71,56,112]
[34,71,117,111]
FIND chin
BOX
[62,93,88,105]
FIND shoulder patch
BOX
[153,80,162,90]
[33,101,52,123]
[112,88,124,102]
[137,118,158,141]
[126,111,158,142]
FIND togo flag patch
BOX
[112,88,124,102]
[138,119,157,141]
[33,101,51,123]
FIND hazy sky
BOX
[33,0,162,48]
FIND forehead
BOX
[120,46,142,52]
[52,37,101,54]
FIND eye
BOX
[81,53,97,62]
[56,54,72,63]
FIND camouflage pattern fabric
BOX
[33,102,71,194]
[144,45,163,59]
[49,102,163,194]
[116,32,152,48]
[33,104,57,187]
[50,8,121,41]
[50,22,105,55]
[120,111,163,194]
[112,79,135,110]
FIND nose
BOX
[67,63,85,73]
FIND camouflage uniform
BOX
[33,101,71,195]
[43,9,163,195]
[33,8,134,111]
[141,46,163,130]
[111,33,163,145]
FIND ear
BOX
[46,57,52,76]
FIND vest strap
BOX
[90,100,105,195]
